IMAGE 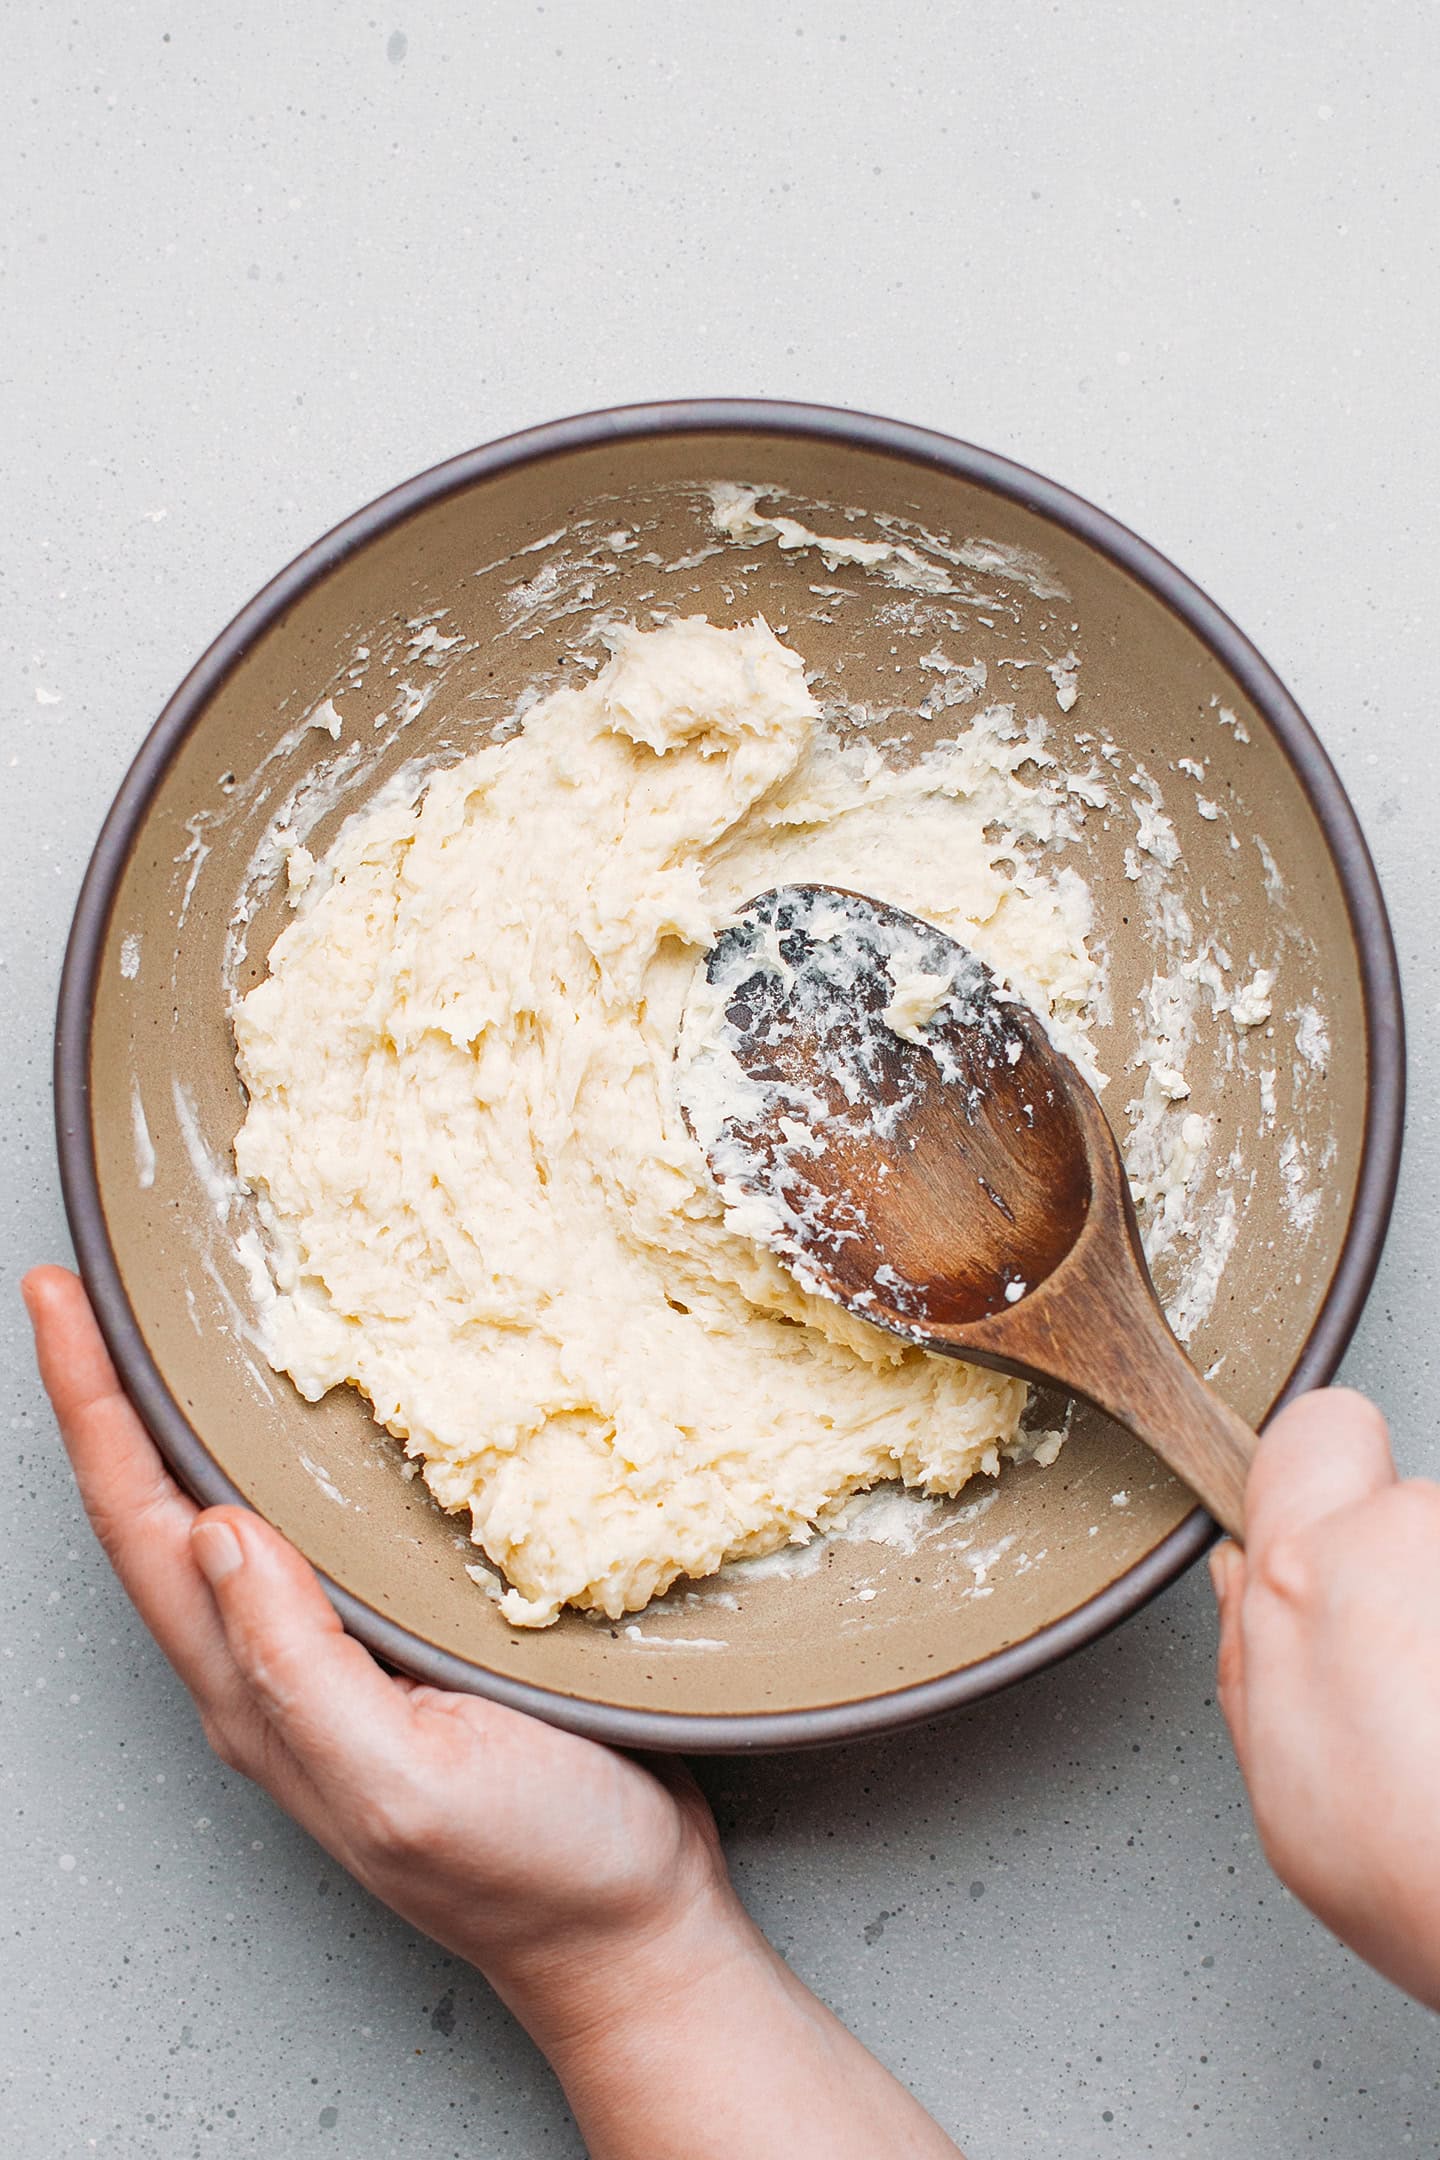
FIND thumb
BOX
[1245,1387,1395,1556]
[191,1507,415,1789]
[1209,1539,1249,1774]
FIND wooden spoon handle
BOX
[1064,1287,1256,1539]
[1009,1063,1259,1538]
[954,1188,1259,1535]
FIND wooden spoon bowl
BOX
[682,883,1257,1535]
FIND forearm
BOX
[504,1890,965,2160]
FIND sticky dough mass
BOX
[234,616,1099,1625]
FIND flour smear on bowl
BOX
[187,490,1306,1629]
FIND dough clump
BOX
[235,617,1098,1625]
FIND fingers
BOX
[22,1267,236,1701]
[191,1506,418,1800]
[24,1266,172,1476]
[1215,1388,1393,1788]
[1245,1387,1396,1557]
[1209,1540,1249,1772]
[25,1269,437,1859]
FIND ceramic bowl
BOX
[57,401,1404,1750]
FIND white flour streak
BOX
[130,1080,156,1190]
[622,1626,728,1649]
[297,1455,352,1508]
[172,1078,241,1221]
[1045,652,1079,711]
[1295,1005,1331,1071]
[1278,1134,1321,1235]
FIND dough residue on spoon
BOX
[233,615,1101,1626]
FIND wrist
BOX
[523,1887,823,2158]
[493,1866,770,2065]
[503,1881,965,2160]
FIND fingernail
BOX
[193,1520,244,1584]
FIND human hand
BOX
[21,1267,729,2033]
[25,1265,966,2157]
[1211,1386,1440,2010]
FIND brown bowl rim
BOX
[55,398,1406,1753]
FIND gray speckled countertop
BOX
[5,5,1438,2153]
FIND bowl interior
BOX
[84,424,1370,1737]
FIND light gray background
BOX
[4,3,1437,2153]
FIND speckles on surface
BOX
[4,3,1435,2157]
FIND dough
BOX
[234,617,1100,1626]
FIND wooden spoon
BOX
[679,882,1255,1536]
